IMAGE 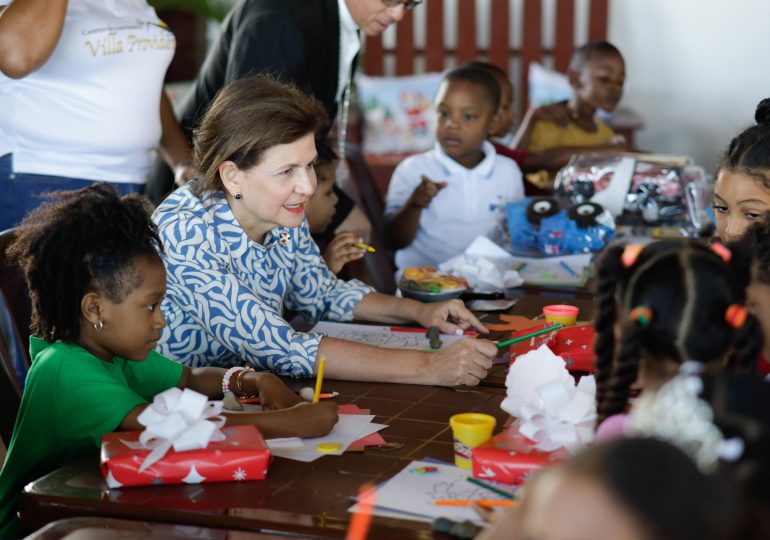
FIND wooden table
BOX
[20,292,596,539]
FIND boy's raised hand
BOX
[409,175,448,208]
[323,230,366,274]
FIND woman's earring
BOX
[234,193,242,200]
[93,320,104,332]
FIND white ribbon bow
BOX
[121,387,226,473]
[501,344,596,453]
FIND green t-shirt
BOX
[0,338,184,538]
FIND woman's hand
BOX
[248,372,303,410]
[414,299,489,335]
[322,231,365,274]
[426,338,497,386]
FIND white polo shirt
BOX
[385,141,524,269]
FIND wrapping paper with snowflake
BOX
[100,424,270,488]
[472,425,570,484]
[509,323,596,372]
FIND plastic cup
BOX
[449,413,497,469]
[543,304,580,326]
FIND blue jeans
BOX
[0,153,144,232]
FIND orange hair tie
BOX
[710,242,732,263]
[725,304,748,329]
[630,306,653,328]
[622,244,645,268]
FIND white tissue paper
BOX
[439,236,524,291]
[120,387,226,472]
[501,344,596,453]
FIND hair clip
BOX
[621,244,645,267]
[630,305,653,328]
[725,304,748,329]
[710,242,732,263]
[627,363,744,473]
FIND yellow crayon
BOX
[353,242,376,253]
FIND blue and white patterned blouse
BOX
[152,183,375,377]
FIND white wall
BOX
[609,0,770,172]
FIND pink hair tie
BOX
[710,242,732,263]
[621,244,645,268]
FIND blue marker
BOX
[560,261,578,277]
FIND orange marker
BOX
[433,499,517,508]
[346,483,376,540]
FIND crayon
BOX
[466,477,515,499]
[433,499,517,508]
[496,323,563,348]
[353,242,376,253]
[313,357,326,403]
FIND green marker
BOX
[496,323,563,348]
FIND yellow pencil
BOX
[313,357,326,403]
[353,242,376,253]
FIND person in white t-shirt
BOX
[0,0,196,231]
[384,65,525,269]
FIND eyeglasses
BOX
[382,0,423,10]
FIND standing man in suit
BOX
[146,0,419,235]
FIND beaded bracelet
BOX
[222,366,246,396]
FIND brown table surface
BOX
[20,291,596,539]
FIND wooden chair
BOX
[355,0,643,200]
[363,0,609,113]
[0,327,21,446]
[0,228,31,388]
[342,143,397,294]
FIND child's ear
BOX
[568,69,582,89]
[488,109,503,136]
[81,292,102,327]
[218,161,242,199]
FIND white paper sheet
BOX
[266,414,387,462]
[507,253,593,287]
[309,321,467,350]
[348,460,511,524]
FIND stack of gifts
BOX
[101,387,270,488]
[509,322,597,372]
[473,345,596,484]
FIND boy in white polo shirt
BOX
[384,65,525,269]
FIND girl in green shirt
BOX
[0,183,338,538]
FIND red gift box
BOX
[509,323,596,372]
[101,425,271,488]
[472,426,569,485]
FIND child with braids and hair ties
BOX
[592,239,762,437]
[0,184,337,538]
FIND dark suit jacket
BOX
[178,0,341,138]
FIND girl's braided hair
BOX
[593,239,760,425]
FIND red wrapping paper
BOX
[472,426,569,485]
[100,425,270,488]
[509,323,596,372]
